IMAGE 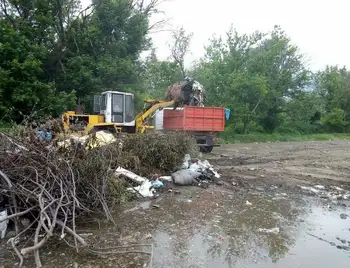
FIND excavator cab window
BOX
[125,94,134,123]
[111,93,123,123]
[93,95,100,113]
[100,94,107,111]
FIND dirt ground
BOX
[1,140,350,268]
[210,140,350,187]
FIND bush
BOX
[122,131,198,175]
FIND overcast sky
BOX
[82,0,350,71]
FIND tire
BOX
[200,146,213,153]
[205,146,213,153]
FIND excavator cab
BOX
[63,90,174,134]
[93,91,135,127]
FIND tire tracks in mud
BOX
[208,141,350,188]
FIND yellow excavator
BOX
[61,91,175,134]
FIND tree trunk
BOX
[243,118,249,134]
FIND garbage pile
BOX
[172,154,221,185]
[0,129,197,267]
[115,153,221,197]
[298,184,350,201]
[165,77,205,108]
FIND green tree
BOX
[0,0,163,121]
[280,91,325,133]
[169,26,193,78]
[314,65,350,132]
[194,25,310,134]
[250,26,310,133]
[140,49,182,99]
[0,19,76,121]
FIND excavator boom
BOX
[135,99,175,133]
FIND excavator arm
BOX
[135,99,175,133]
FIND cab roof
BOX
[101,91,134,96]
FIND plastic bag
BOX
[172,169,201,185]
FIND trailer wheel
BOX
[205,146,213,153]
[200,146,213,153]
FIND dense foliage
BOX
[0,0,158,122]
[157,25,350,135]
[1,1,349,135]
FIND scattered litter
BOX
[248,167,256,171]
[78,233,94,238]
[299,186,320,194]
[0,208,9,239]
[151,179,164,189]
[116,153,221,196]
[158,176,172,182]
[57,130,117,149]
[127,180,155,198]
[198,180,210,189]
[172,154,221,187]
[152,204,160,209]
[258,227,280,234]
[298,184,350,201]
[315,185,325,190]
[172,169,202,185]
[36,130,52,141]
[245,200,252,206]
[272,193,288,200]
[115,167,146,184]
[181,154,191,169]
[115,167,155,197]
[145,234,152,239]
[331,186,344,191]
[188,159,221,179]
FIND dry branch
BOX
[0,129,196,267]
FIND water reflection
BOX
[1,187,349,268]
[151,191,301,268]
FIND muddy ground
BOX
[1,140,350,267]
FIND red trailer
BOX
[163,106,225,153]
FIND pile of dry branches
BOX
[122,131,198,175]
[0,129,196,267]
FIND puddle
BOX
[123,200,153,213]
[123,187,350,268]
[1,187,349,268]
[150,198,350,268]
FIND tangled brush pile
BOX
[0,130,197,267]
[122,131,198,175]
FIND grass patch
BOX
[220,133,350,144]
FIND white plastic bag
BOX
[0,208,8,239]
